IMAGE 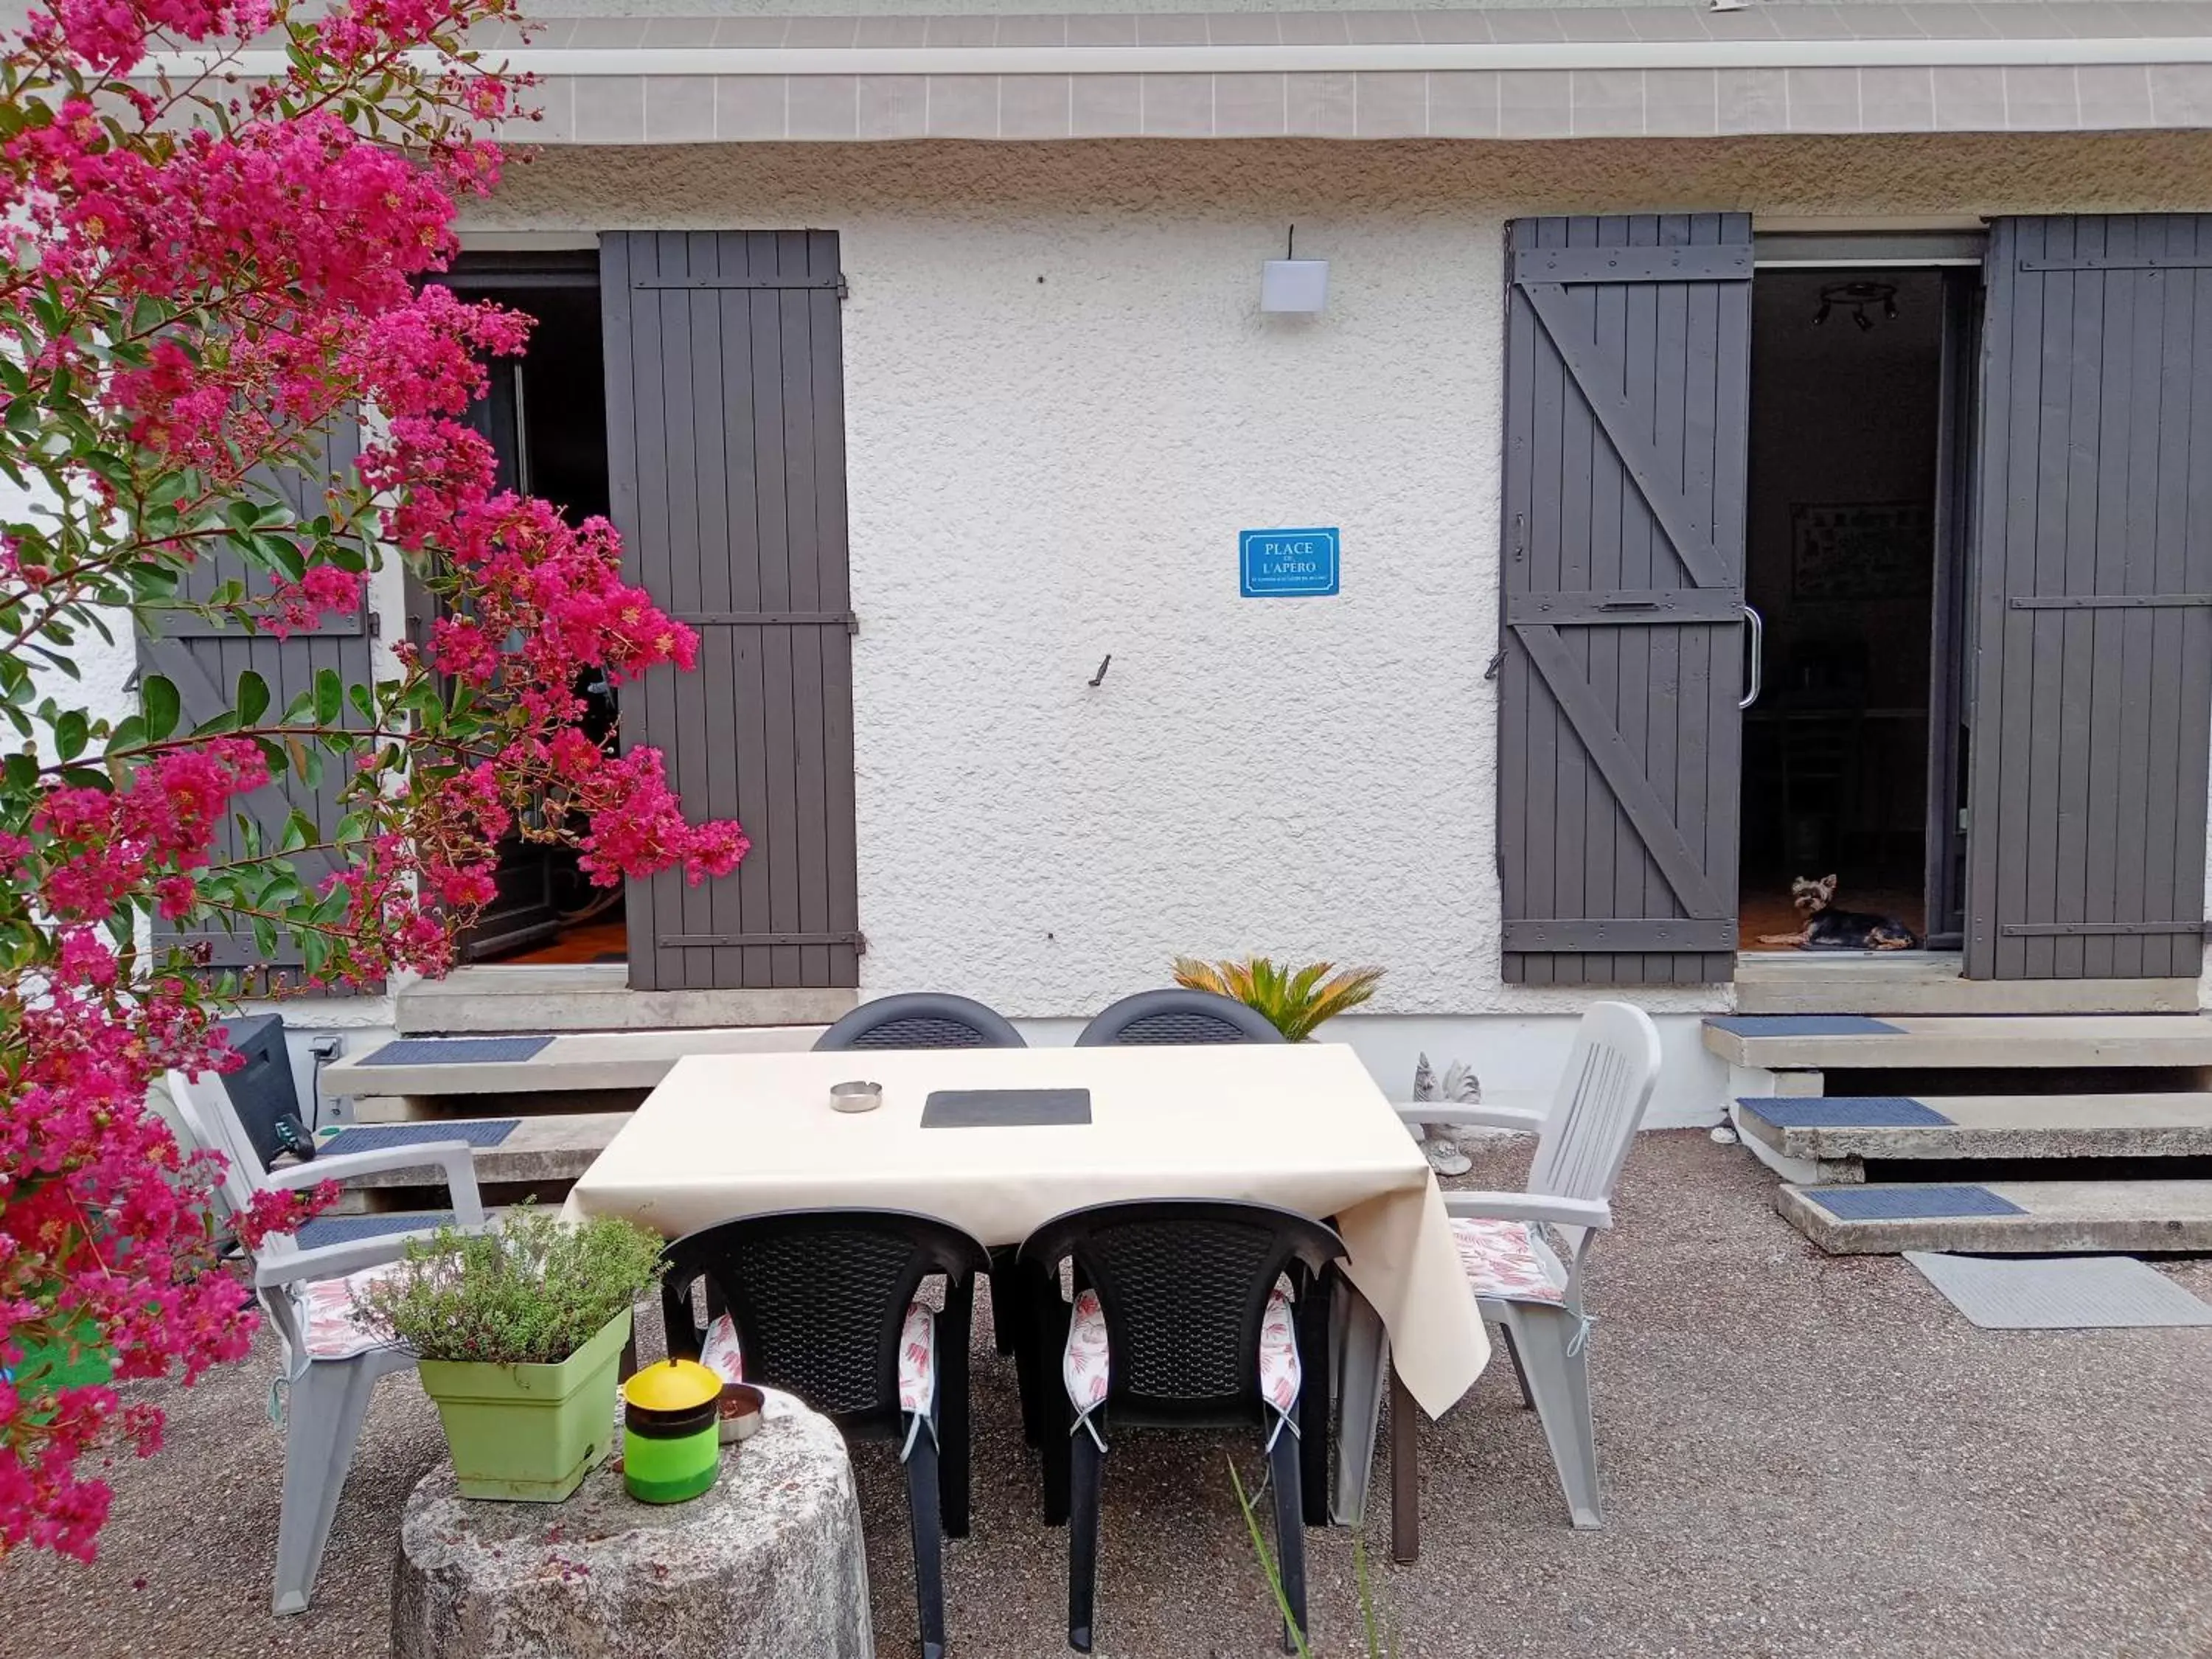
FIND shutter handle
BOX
[1738,603,1764,710]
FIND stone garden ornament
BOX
[1411,1054,1480,1176]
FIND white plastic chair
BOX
[1363,1001,1663,1550]
[165,1065,490,1613]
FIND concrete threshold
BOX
[1776,1178,2212,1255]
[395,964,857,1034]
[321,1023,824,1101]
[1704,1013,2212,1071]
[1732,953,2199,1017]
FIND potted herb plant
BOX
[353,1208,666,1502]
[1171,956,1384,1042]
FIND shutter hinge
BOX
[1483,649,1506,681]
[848,613,860,636]
[838,274,850,302]
[366,609,380,639]
[855,931,867,956]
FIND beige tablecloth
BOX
[566,1043,1488,1419]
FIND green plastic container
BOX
[621,1357,723,1504]
[415,1309,630,1503]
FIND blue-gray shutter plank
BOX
[600,230,859,992]
[1498,215,1753,986]
[138,418,372,996]
[1964,215,2212,980]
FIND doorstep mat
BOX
[295,1211,456,1248]
[922,1088,1093,1128]
[1736,1097,1952,1129]
[361,1035,554,1065]
[1706,1015,1905,1037]
[1906,1252,2212,1329]
[318,1120,520,1155]
[1801,1184,2025,1221]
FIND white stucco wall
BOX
[466,133,2212,1060]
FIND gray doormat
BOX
[1707,1015,1905,1037]
[361,1035,553,1065]
[1905,1252,2212,1329]
[296,1211,457,1249]
[319,1119,519,1155]
[1737,1096,1952,1128]
[1805,1183,2023,1220]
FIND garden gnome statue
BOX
[1411,1054,1478,1177]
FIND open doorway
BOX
[431,256,624,967]
[1739,265,1968,954]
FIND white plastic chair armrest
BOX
[265,1142,487,1225]
[1393,1102,1549,1133]
[1442,1191,1613,1231]
[252,1233,425,1290]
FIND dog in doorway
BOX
[1758,874,1920,950]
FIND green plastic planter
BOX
[415,1309,630,1502]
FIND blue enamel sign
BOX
[1239,528,1340,598]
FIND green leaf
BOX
[347,683,375,723]
[53,708,87,759]
[313,667,342,726]
[143,673,180,740]
[236,669,270,726]
[277,810,316,855]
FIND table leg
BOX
[1388,1362,1419,1565]
[1329,1282,1388,1529]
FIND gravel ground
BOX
[6,1130,2211,1659]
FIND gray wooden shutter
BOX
[1498,215,1753,985]
[601,231,859,992]
[139,420,371,995]
[1964,215,2212,980]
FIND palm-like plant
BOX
[1171,956,1383,1043]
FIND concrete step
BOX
[394,962,855,1034]
[1776,1179,2212,1255]
[1732,953,2198,1016]
[1703,1012,2212,1072]
[316,1112,630,1200]
[320,1025,822,1113]
[1734,1092,2212,1177]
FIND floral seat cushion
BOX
[300,1262,406,1360]
[698,1305,937,1421]
[1449,1216,1568,1305]
[1062,1282,1304,1449]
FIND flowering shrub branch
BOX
[1,0,746,1559]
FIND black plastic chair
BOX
[1017,1200,1344,1654]
[814,992,1028,1051]
[1074,988,1287,1046]
[814,992,1033,1364]
[662,1209,992,1659]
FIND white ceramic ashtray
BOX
[830,1079,883,1113]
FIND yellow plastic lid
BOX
[623,1357,723,1413]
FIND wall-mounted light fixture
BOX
[1261,225,1329,314]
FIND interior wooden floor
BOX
[483,917,627,966]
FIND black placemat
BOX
[921,1088,1092,1128]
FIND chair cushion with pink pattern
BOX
[1060,1283,1304,1423]
[299,1263,407,1360]
[1449,1216,1568,1306]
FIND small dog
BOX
[1758,874,1920,950]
